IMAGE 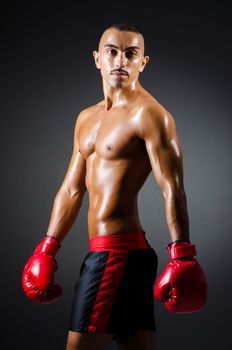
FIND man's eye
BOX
[126,51,136,59]
[108,49,117,56]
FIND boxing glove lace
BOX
[154,241,207,313]
[22,235,63,304]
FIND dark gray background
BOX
[1,1,231,349]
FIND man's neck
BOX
[102,80,142,111]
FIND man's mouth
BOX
[111,69,128,76]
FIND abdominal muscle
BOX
[86,153,151,238]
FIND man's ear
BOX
[93,50,101,69]
[139,55,150,72]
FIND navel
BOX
[106,144,112,151]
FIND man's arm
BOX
[137,104,207,314]
[21,112,87,304]
[46,111,87,242]
[137,104,189,242]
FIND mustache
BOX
[110,68,129,76]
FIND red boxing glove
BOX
[22,235,63,304]
[154,241,207,313]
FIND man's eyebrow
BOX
[104,44,140,51]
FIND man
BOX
[22,22,207,350]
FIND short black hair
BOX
[107,20,143,35]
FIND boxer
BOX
[22,21,207,350]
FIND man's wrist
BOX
[45,235,61,247]
[166,239,190,249]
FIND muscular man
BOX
[22,22,207,350]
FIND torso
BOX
[77,91,161,238]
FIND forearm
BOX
[46,186,86,242]
[164,187,190,242]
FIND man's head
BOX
[93,21,149,88]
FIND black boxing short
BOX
[69,230,158,338]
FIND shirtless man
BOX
[22,22,207,350]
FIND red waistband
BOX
[89,230,151,251]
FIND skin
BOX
[45,27,190,350]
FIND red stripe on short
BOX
[87,251,128,333]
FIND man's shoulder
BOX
[136,96,175,138]
[142,94,170,119]
[78,101,103,117]
[75,100,104,124]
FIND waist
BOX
[89,230,151,251]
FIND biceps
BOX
[61,150,87,194]
[146,136,184,194]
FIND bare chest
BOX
[78,111,144,160]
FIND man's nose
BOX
[115,52,126,67]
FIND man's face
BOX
[93,28,149,88]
